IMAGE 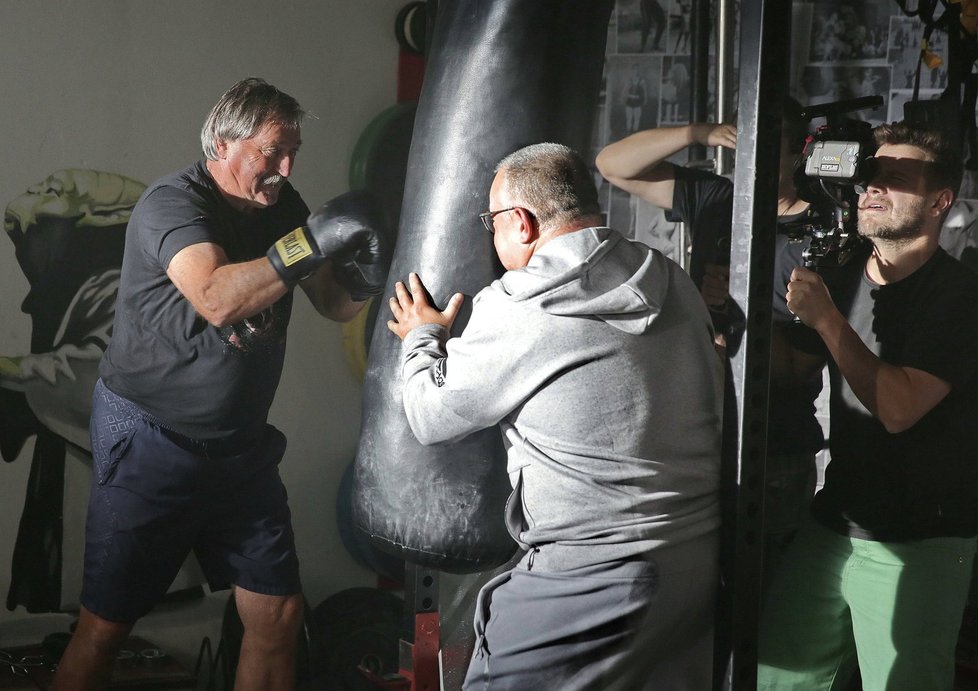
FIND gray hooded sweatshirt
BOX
[401,227,723,569]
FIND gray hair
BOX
[495,143,601,232]
[200,77,305,160]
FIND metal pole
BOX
[689,0,712,162]
[722,0,792,688]
[714,0,737,176]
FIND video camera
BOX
[784,95,884,269]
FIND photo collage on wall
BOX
[592,0,977,263]
[593,0,702,263]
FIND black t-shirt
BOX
[793,247,978,540]
[667,164,732,290]
[670,165,825,455]
[100,160,310,440]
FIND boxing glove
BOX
[267,189,391,298]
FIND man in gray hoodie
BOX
[387,143,723,689]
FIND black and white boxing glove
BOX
[267,189,391,298]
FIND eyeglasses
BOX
[478,207,517,234]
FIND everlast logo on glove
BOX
[267,225,324,287]
[274,228,315,267]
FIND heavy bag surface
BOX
[352,0,614,573]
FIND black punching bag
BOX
[352,0,613,573]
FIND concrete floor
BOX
[0,589,227,688]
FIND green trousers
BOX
[757,518,976,691]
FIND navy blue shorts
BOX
[82,380,302,623]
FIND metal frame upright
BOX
[721,0,793,688]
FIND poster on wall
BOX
[0,170,205,613]
[606,55,663,143]
[806,0,890,63]
[614,0,693,55]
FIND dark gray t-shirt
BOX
[795,247,978,540]
[100,160,309,440]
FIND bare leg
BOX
[232,586,304,691]
[51,606,135,691]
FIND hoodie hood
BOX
[496,226,670,335]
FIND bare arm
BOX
[595,122,737,209]
[168,242,367,326]
[787,267,950,433]
[167,243,288,328]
